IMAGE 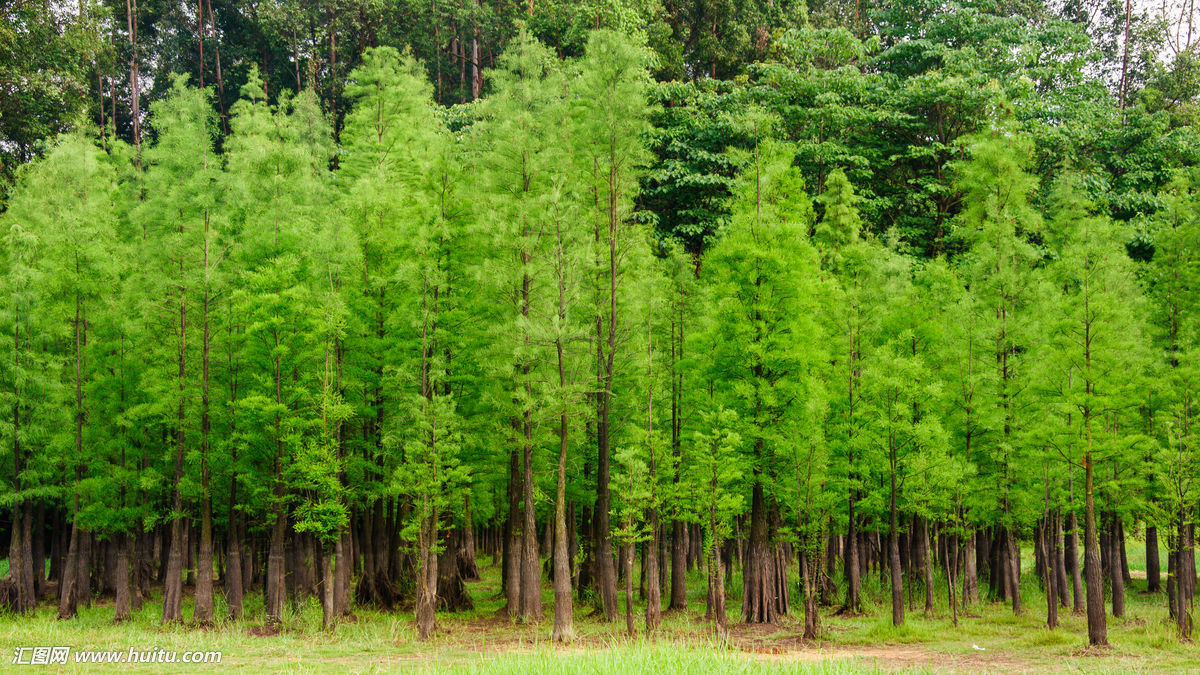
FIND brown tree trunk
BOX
[320,543,335,630]
[1006,528,1020,614]
[1083,451,1107,645]
[503,448,521,617]
[922,518,935,615]
[1110,517,1125,618]
[265,509,286,627]
[460,496,480,581]
[844,493,861,613]
[416,504,437,639]
[333,525,351,616]
[1044,514,1058,629]
[226,514,243,619]
[57,504,81,619]
[670,520,687,610]
[624,541,635,637]
[519,410,540,621]
[963,529,978,608]
[1146,525,1161,592]
[114,533,131,622]
[742,480,780,623]
[8,500,35,614]
[552,399,573,642]
[889,472,903,626]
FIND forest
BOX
[4,0,1200,670]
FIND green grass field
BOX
[1,541,1196,673]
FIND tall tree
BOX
[570,29,654,622]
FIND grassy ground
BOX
[0,541,1196,673]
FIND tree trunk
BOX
[1044,514,1058,629]
[519,413,541,621]
[889,470,903,626]
[416,505,437,639]
[594,405,618,621]
[645,520,661,630]
[742,480,780,623]
[624,541,635,637]
[460,496,480,581]
[1110,518,1125,618]
[844,493,860,613]
[114,533,131,622]
[963,529,978,608]
[320,543,335,630]
[56,509,80,619]
[334,525,351,616]
[7,501,35,613]
[265,509,286,628]
[1007,529,1021,614]
[503,448,521,617]
[1146,525,1161,592]
[1083,452,1107,645]
[922,518,935,615]
[668,520,687,610]
[552,396,573,643]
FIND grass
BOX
[0,542,1195,673]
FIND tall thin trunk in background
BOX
[194,209,215,625]
[644,308,661,631]
[551,220,573,643]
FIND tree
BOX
[953,124,1046,617]
[134,76,221,625]
[570,29,654,623]
[2,132,118,618]
[476,30,567,623]
[702,127,823,624]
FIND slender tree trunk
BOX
[1110,517,1125,618]
[503,448,521,617]
[845,492,860,613]
[57,501,81,619]
[1175,517,1192,639]
[1083,442,1107,645]
[226,512,243,619]
[114,533,131,622]
[889,468,903,626]
[624,541,635,637]
[552,398,573,642]
[1147,526,1161,592]
[1044,514,1058,629]
[963,529,978,608]
[195,226,214,625]
[265,507,286,627]
[416,499,438,639]
[321,542,335,630]
[670,520,687,610]
[519,385,540,620]
[644,311,661,632]
[333,525,351,616]
[923,518,935,615]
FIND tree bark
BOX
[503,447,521,617]
[114,533,131,622]
[963,529,978,608]
[1083,450,1107,645]
[742,480,781,623]
[519,408,541,621]
[1110,517,1125,618]
[1146,525,1161,592]
[552,396,573,642]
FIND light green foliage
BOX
[951,125,1048,531]
[684,408,744,559]
[701,131,824,545]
